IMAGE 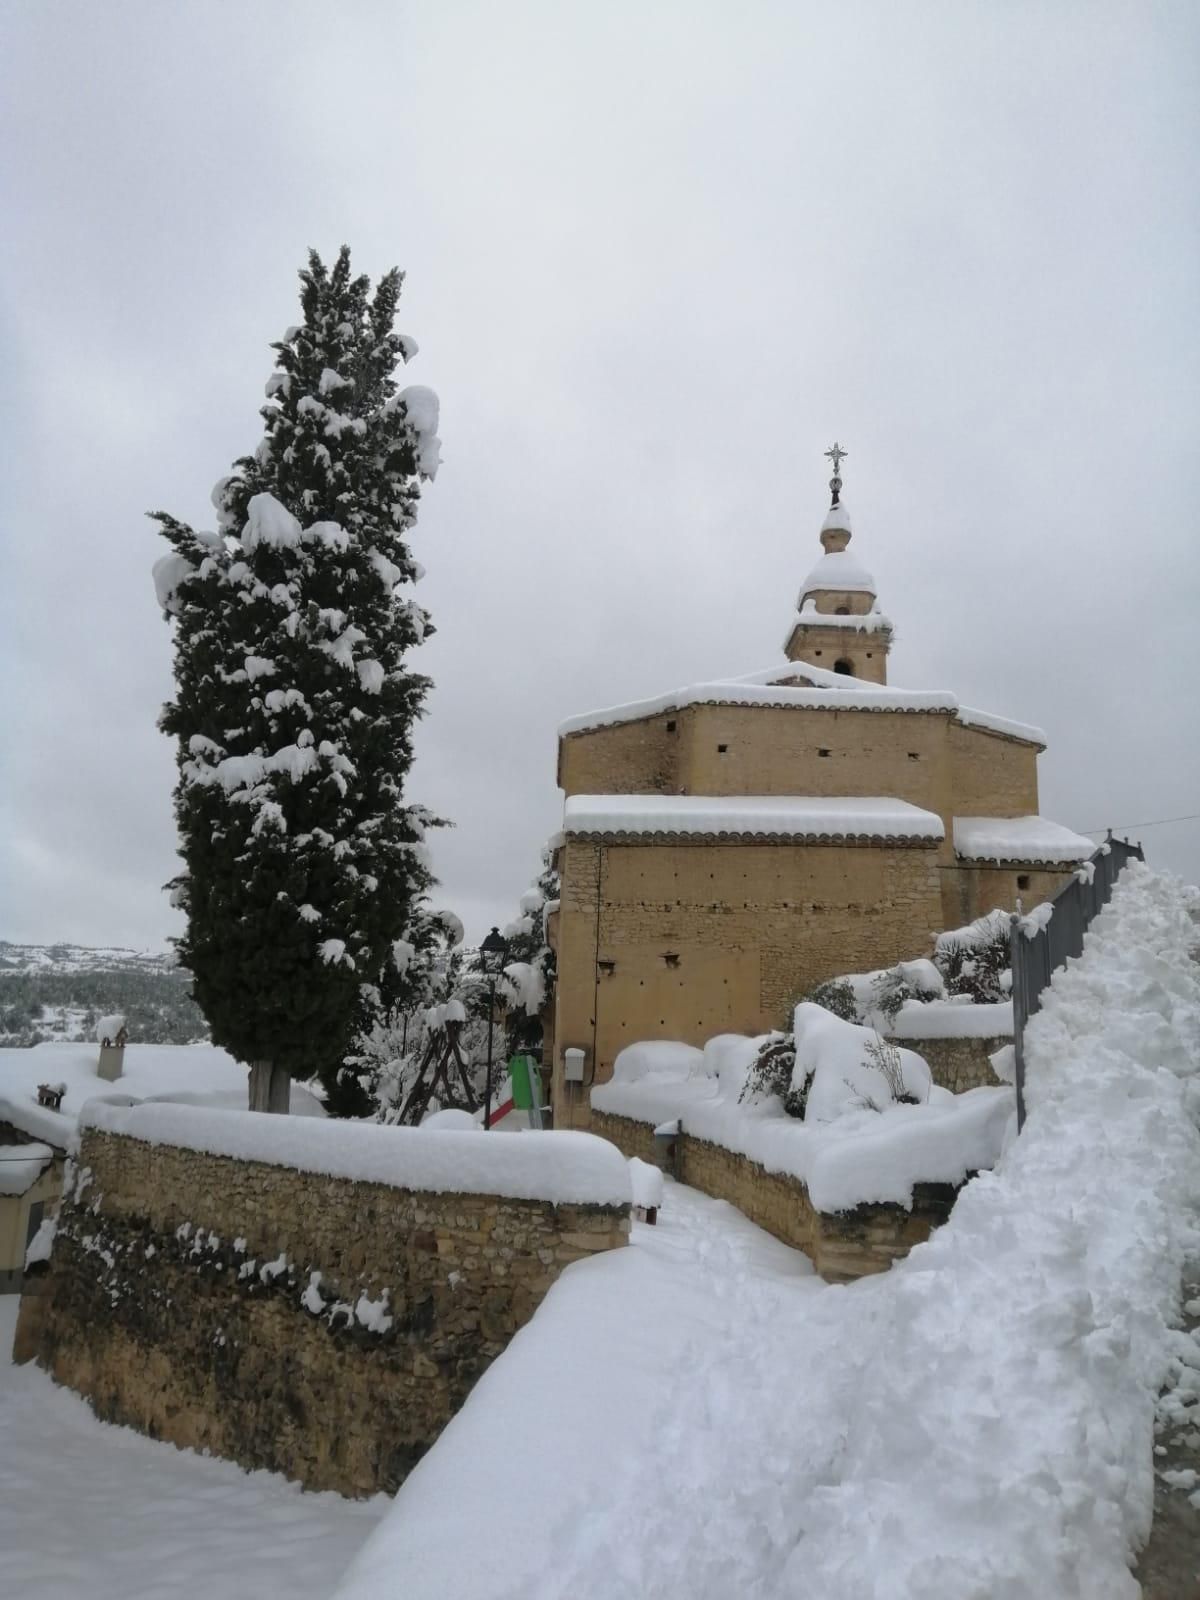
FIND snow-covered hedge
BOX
[81,1101,631,1208]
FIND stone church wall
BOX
[945,720,1040,821]
[21,1126,628,1497]
[553,837,943,1126]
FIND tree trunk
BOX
[248,1061,291,1113]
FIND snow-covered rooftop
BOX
[0,1043,325,1148]
[821,501,852,533]
[558,662,1045,746]
[564,795,945,843]
[798,549,876,600]
[953,816,1094,865]
[789,601,892,635]
[0,1142,54,1196]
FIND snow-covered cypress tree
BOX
[151,248,442,1114]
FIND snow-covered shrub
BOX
[934,909,1012,1003]
[794,1003,932,1123]
[740,1033,801,1113]
[800,978,858,1022]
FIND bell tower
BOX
[783,443,892,684]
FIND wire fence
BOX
[1009,833,1145,1130]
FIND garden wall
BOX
[20,1106,629,1496]
[893,1034,1008,1094]
[590,1108,956,1281]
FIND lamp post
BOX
[478,926,508,1130]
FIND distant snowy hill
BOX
[0,942,208,1048]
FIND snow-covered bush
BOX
[800,977,858,1022]
[739,1033,803,1114]
[796,1005,931,1122]
[742,1004,932,1122]
[934,909,1012,1003]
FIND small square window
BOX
[665,719,676,732]
[908,752,919,761]
[1017,874,1031,890]
[717,743,728,754]
[818,748,831,758]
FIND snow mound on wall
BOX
[421,1108,481,1133]
[81,1101,632,1208]
[793,1002,932,1121]
[611,1040,705,1084]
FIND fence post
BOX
[1009,913,1027,1132]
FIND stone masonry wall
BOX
[895,1035,1009,1094]
[590,1109,956,1282]
[553,837,943,1126]
[26,1129,628,1497]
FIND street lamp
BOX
[478,926,508,1130]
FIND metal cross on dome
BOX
[824,441,847,503]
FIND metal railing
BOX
[1010,833,1145,1130]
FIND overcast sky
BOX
[1,1,1197,952]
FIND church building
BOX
[547,448,1093,1127]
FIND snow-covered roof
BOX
[0,1043,326,1148]
[798,549,876,600]
[953,816,1094,865]
[559,661,1045,746]
[564,794,945,843]
[821,501,852,533]
[0,1142,55,1196]
[955,706,1047,745]
[788,601,893,635]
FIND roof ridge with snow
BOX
[558,664,1045,746]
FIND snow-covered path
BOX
[0,1298,384,1600]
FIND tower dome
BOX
[784,444,892,684]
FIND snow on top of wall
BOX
[564,795,945,842]
[954,816,1093,864]
[799,549,876,598]
[79,1101,632,1208]
[888,999,1014,1039]
[592,1042,1009,1213]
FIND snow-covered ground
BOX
[0,1041,324,1145]
[0,1298,384,1600]
[339,863,1200,1600]
[4,866,1195,1599]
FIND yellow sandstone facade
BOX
[548,465,1092,1128]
